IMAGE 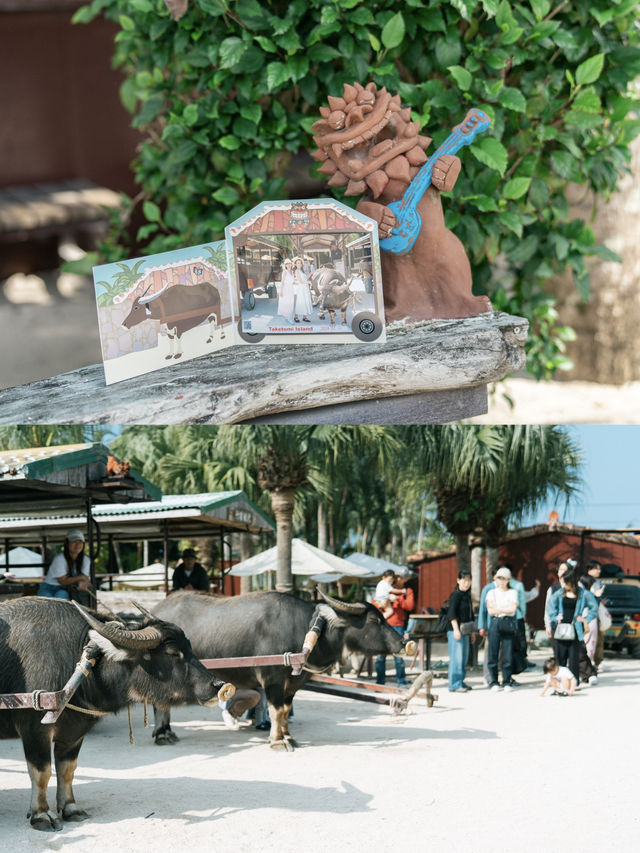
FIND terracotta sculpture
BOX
[311,82,492,323]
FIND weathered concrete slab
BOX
[0,311,527,425]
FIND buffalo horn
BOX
[138,283,169,305]
[72,601,163,649]
[131,600,156,620]
[316,587,367,614]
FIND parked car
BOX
[602,578,640,658]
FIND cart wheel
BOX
[243,291,256,310]
[351,311,383,341]
[237,320,265,344]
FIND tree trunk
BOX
[271,488,295,594]
[401,508,408,564]
[455,532,471,575]
[470,544,483,607]
[317,501,328,552]
[485,543,500,579]
[238,531,253,595]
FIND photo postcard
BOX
[93,241,235,384]
[226,199,386,345]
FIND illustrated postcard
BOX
[226,198,386,345]
[93,241,234,385]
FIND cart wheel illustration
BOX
[243,291,256,310]
[237,320,265,344]
[351,312,383,342]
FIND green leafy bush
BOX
[75,0,640,379]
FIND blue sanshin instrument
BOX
[379,107,491,256]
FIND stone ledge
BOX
[0,311,527,425]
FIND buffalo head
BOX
[74,603,229,710]
[315,589,406,656]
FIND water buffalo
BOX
[122,280,224,359]
[309,266,354,326]
[151,589,407,751]
[0,598,228,832]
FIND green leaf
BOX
[503,176,532,199]
[368,32,381,52]
[266,61,290,91]
[133,95,164,127]
[219,37,246,69]
[183,104,199,126]
[255,35,277,52]
[470,137,508,176]
[575,53,605,86]
[450,0,478,21]
[530,0,550,21]
[212,186,240,205]
[381,12,406,49]
[551,150,581,181]
[119,15,135,31]
[498,211,523,237]
[119,78,137,115]
[498,87,526,112]
[240,103,262,125]
[448,65,472,91]
[508,233,538,263]
[435,37,462,67]
[219,135,241,150]
[572,88,601,113]
[481,0,499,15]
[143,201,161,223]
[588,244,622,263]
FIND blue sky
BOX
[521,425,640,530]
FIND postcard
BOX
[226,199,386,345]
[93,242,234,384]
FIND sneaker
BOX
[449,686,470,693]
[589,675,598,686]
[503,685,514,693]
[462,683,473,690]
[507,679,520,687]
[255,721,271,731]
[222,710,240,730]
[490,683,501,692]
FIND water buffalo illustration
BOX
[122,281,225,359]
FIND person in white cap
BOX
[38,530,91,600]
[485,566,519,692]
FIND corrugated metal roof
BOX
[0,442,160,503]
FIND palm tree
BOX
[476,425,582,576]
[406,425,505,573]
[215,426,309,593]
[406,425,582,592]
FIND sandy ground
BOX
[1,271,638,424]
[0,645,638,853]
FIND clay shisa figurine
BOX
[311,82,492,323]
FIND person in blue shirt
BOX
[546,566,598,681]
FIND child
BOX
[540,656,577,696]
[374,570,403,619]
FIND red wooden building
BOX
[408,523,640,629]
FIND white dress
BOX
[293,268,313,318]
[277,268,296,322]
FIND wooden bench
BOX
[0,179,121,280]
[0,311,528,424]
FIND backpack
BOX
[435,599,450,634]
